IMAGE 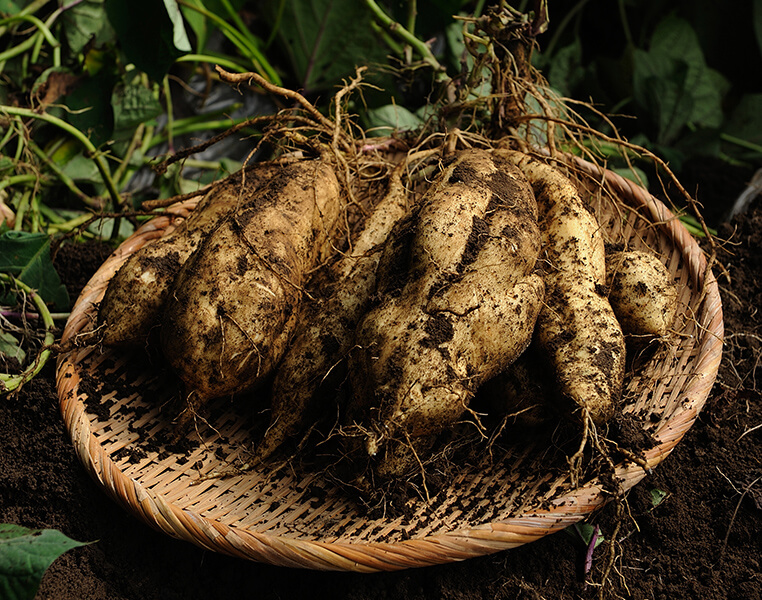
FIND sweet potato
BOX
[98,164,276,346]
[606,249,678,339]
[503,151,625,425]
[256,169,409,461]
[160,159,343,417]
[347,149,544,479]
[478,345,553,429]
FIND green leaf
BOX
[180,0,211,51]
[0,0,25,13]
[0,232,69,311]
[650,488,669,508]
[162,0,192,52]
[547,39,584,98]
[64,69,118,147]
[60,154,102,185]
[365,104,424,136]
[563,522,605,549]
[111,81,163,133]
[60,0,117,55]
[105,0,188,81]
[0,331,26,366]
[724,93,762,158]
[0,524,87,600]
[266,0,388,92]
[612,166,649,190]
[632,16,729,145]
[445,19,467,72]
[577,523,604,548]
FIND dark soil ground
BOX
[1,162,761,599]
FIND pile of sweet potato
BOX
[97,147,677,482]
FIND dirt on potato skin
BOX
[1,195,761,600]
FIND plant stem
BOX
[0,274,56,395]
[147,117,253,149]
[47,212,97,234]
[162,75,175,153]
[0,106,121,209]
[0,173,38,193]
[12,190,30,231]
[542,0,591,57]
[720,132,762,156]
[364,0,446,80]
[181,158,236,171]
[369,21,404,56]
[175,53,249,73]
[0,14,58,64]
[36,202,65,224]
[0,119,16,151]
[0,0,49,37]
[265,0,286,48]
[113,123,145,189]
[616,0,633,48]
[28,139,102,209]
[177,0,281,84]
[30,191,41,233]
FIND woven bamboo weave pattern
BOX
[56,157,723,571]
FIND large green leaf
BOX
[632,16,729,145]
[365,104,424,136]
[64,68,118,147]
[0,232,69,311]
[724,93,762,159]
[60,0,117,55]
[105,0,189,81]
[0,525,87,600]
[180,0,249,52]
[267,0,388,92]
[547,38,584,98]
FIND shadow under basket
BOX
[56,156,723,572]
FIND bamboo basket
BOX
[56,156,723,572]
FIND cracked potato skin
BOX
[160,159,342,407]
[348,149,544,478]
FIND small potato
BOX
[606,250,678,339]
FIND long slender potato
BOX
[98,164,276,346]
[502,151,625,425]
[256,168,409,461]
[348,149,545,479]
[160,159,343,420]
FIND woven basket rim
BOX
[55,155,724,571]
